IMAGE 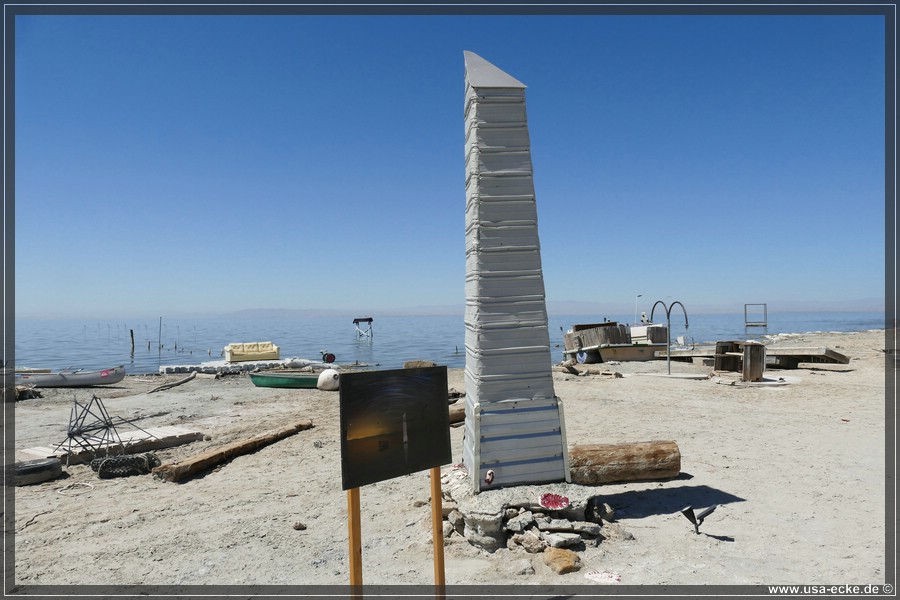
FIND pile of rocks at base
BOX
[441,466,634,561]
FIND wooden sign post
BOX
[345,472,447,590]
[430,466,446,588]
[347,487,363,588]
[339,366,451,590]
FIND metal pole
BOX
[634,294,642,325]
[666,313,672,375]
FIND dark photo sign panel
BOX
[339,366,452,490]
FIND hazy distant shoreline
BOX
[12,310,886,375]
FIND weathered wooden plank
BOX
[151,421,313,483]
[20,426,205,464]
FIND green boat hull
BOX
[249,371,319,389]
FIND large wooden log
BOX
[568,440,681,485]
[152,420,313,482]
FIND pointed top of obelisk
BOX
[464,51,526,89]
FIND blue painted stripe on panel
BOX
[480,405,557,416]
[482,430,560,442]
[482,455,564,469]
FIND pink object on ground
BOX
[539,492,570,509]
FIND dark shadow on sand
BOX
[702,532,736,542]
[598,483,746,520]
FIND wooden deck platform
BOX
[19,425,205,464]
[659,345,850,369]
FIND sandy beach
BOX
[9,328,892,591]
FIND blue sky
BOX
[12,12,887,319]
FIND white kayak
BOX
[15,365,126,388]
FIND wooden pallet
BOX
[19,425,205,464]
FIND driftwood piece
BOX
[148,371,197,394]
[449,402,466,425]
[152,420,314,482]
[568,440,681,485]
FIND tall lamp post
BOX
[633,294,643,325]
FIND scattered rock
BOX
[513,558,535,575]
[533,516,562,529]
[541,531,582,548]
[535,518,602,536]
[587,500,615,522]
[543,547,581,574]
[512,530,546,553]
[462,509,505,552]
[447,509,465,530]
[442,521,454,539]
[505,510,534,533]
[602,503,616,520]
[601,521,635,541]
[292,522,307,531]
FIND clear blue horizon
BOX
[13,12,887,320]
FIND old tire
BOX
[15,458,63,486]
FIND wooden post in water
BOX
[130,329,135,354]
[158,317,162,364]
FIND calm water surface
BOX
[12,311,885,375]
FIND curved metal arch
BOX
[649,300,667,323]
[669,301,689,330]
[648,300,690,375]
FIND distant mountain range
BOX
[16,297,884,321]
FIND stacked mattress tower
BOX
[461,51,570,492]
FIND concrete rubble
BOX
[439,464,633,562]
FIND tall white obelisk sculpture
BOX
[462,51,569,492]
